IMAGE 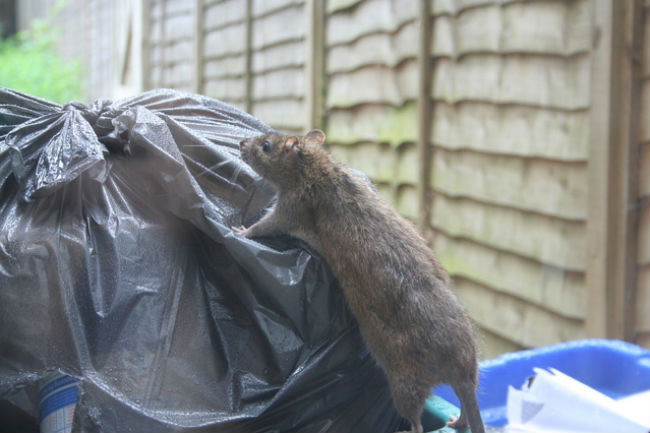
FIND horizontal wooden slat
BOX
[395,143,419,185]
[327,60,418,108]
[345,182,418,221]
[251,4,305,50]
[453,277,585,348]
[433,232,585,319]
[162,63,193,87]
[327,102,417,146]
[329,142,397,184]
[204,0,246,30]
[327,0,418,46]
[150,66,164,87]
[252,0,303,17]
[150,18,163,42]
[164,12,194,41]
[164,0,193,16]
[252,40,305,73]
[160,40,193,64]
[394,184,418,219]
[430,0,583,16]
[150,0,163,19]
[327,0,362,14]
[329,141,418,185]
[204,23,246,58]
[478,328,525,360]
[204,77,247,101]
[431,1,591,57]
[328,141,418,219]
[327,20,417,74]
[432,54,591,110]
[431,102,589,161]
[149,45,162,65]
[252,99,305,130]
[220,99,247,112]
[204,55,247,79]
[431,148,588,220]
[431,0,494,15]
[252,68,304,100]
[374,182,393,206]
[430,195,586,270]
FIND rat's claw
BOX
[447,414,468,430]
[232,225,246,235]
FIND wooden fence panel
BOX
[454,278,584,350]
[250,1,306,132]
[433,233,585,320]
[431,150,588,220]
[432,103,590,161]
[430,195,586,271]
[325,0,419,211]
[202,0,248,109]
[14,0,649,354]
[430,1,591,56]
[148,0,194,91]
[427,0,593,353]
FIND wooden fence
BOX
[17,0,650,357]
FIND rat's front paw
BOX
[232,226,248,236]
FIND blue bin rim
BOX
[479,338,650,372]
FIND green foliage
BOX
[0,4,83,105]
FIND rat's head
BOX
[239,129,326,188]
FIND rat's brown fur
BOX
[235,130,485,433]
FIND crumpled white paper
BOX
[505,368,650,433]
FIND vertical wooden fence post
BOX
[586,0,643,340]
[193,0,205,94]
[245,0,253,114]
[139,0,150,91]
[417,0,433,233]
[617,0,644,342]
[305,0,325,131]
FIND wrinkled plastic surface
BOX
[0,88,404,432]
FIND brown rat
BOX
[234,130,485,433]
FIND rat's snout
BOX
[239,139,246,150]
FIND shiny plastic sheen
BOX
[0,88,403,432]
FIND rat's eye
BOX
[261,141,271,152]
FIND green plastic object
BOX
[422,395,470,433]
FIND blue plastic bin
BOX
[432,339,650,427]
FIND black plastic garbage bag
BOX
[0,88,403,432]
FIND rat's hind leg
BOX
[448,380,485,433]
[389,378,429,433]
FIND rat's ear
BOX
[285,136,299,148]
[282,136,302,163]
[305,129,325,146]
